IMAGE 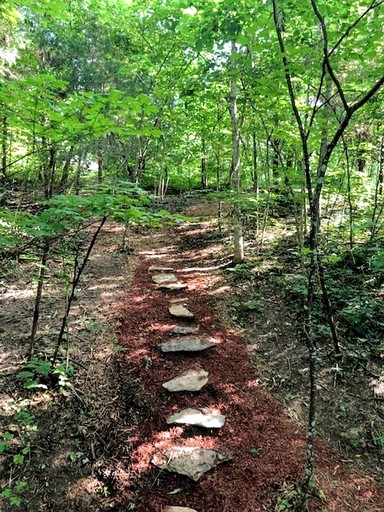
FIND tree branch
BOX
[329,0,384,57]
[310,0,349,112]
[350,76,384,114]
[272,0,313,204]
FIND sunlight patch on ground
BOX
[87,283,123,293]
[209,284,231,295]
[0,286,35,300]
[0,391,53,414]
[66,477,104,503]
[246,342,260,352]
[180,264,227,272]
[370,372,384,399]
[131,429,217,473]
[148,322,174,333]
[92,346,119,360]
[124,348,149,360]
[129,294,147,303]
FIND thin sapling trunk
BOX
[29,241,50,359]
[52,217,107,366]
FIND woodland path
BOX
[116,209,384,512]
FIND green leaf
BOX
[13,453,25,465]
[17,371,36,380]
[23,380,48,390]
[15,480,27,492]
[10,495,22,506]
[0,488,12,498]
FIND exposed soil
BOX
[1,199,384,512]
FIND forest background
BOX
[1,0,384,510]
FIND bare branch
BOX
[329,0,384,57]
[310,0,349,112]
[318,75,384,185]
[272,0,313,203]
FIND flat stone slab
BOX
[159,283,188,291]
[152,273,178,284]
[149,266,174,272]
[152,447,232,481]
[160,337,217,353]
[162,369,208,392]
[164,508,198,512]
[167,408,226,428]
[169,305,194,319]
[172,326,199,335]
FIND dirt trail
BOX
[115,215,384,512]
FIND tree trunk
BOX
[74,150,84,194]
[1,115,7,181]
[59,146,75,191]
[201,137,208,189]
[378,135,384,196]
[29,242,49,359]
[229,41,244,264]
[97,148,103,184]
[52,217,107,366]
[45,146,56,199]
[252,131,258,195]
[215,149,221,191]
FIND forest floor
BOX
[1,197,384,511]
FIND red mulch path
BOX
[116,224,384,512]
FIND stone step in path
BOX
[169,304,194,319]
[167,408,226,428]
[165,507,198,512]
[152,447,232,482]
[162,368,208,392]
[171,326,198,335]
[152,273,178,284]
[148,266,188,291]
[160,336,217,353]
[159,282,188,291]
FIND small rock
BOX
[159,283,188,291]
[152,273,178,284]
[160,337,217,353]
[172,326,199,335]
[167,408,226,428]
[152,447,232,481]
[149,266,174,272]
[164,508,198,512]
[162,369,208,392]
[169,305,194,319]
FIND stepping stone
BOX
[167,408,226,429]
[152,447,232,481]
[169,305,194,319]
[172,326,199,335]
[152,273,178,284]
[162,369,208,392]
[160,337,217,353]
[159,282,188,291]
[165,508,198,512]
[149,266,174,272]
